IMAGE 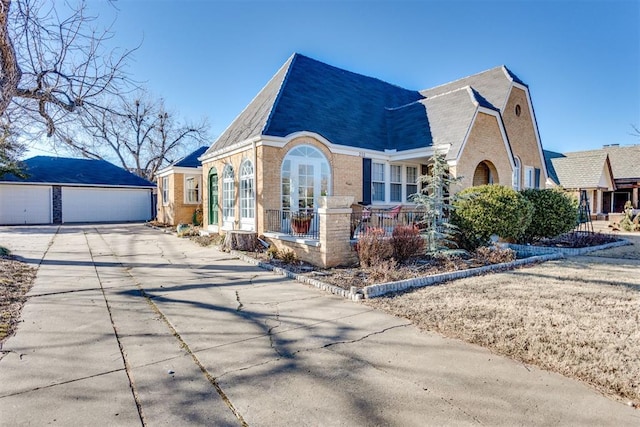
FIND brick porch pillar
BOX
[318,196,358,268]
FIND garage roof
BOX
[1,156,155,188]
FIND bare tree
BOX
[76,91,209,181]
[0,0,134,139]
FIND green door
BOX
[209,169,219,225]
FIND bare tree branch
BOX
[0,0,137,138]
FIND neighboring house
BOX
[0,156,155,225]
[546,144,640,215]
[544,149,615,216]
[156,146,208,225]
[199,53,547,236]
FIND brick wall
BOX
[156,171,202,225]
[454,112,513,191]
[502,87,545,187]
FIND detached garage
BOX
[0,156,155,225]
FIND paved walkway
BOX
[0,224,637,426]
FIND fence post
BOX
[318,196,358,268]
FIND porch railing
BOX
[350,208,429,239]
[265,209,320,239]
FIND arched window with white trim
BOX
[222,164,235,229]
[281,145,331,212]
[513,156,521,190]
[239,159,255,230]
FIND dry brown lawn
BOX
[367,235,640,406]
[0,255,37,344]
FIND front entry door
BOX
[209,170,218,225]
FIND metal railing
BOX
[350,208,429,239]
[265,209,320,239]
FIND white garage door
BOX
[62,187,151,223]
[0,185,52,225]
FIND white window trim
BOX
[513,157,521,191]
[222,165,235,229]
[162,176,169,206]
[524,165,534,189]
[184,175,201,204]
[372,162,421,204]
[239,159,255,231]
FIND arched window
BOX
[222,164,235,228]
[513,157,521,190]
[208,167,218,225]
[281,145,331,212]
[239,159,255,230]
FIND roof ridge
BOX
[262,53,298,134]
[422,65,506,94]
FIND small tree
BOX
[451,185,534,251]
[410,152,462,255]
[0,122,26,178]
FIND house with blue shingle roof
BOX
[199,53,547,241]
[155,146,208,225]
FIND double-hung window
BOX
[185,176,200,204]
[390,165,402,202]
[372,162,385,202]
[162,176,169,206]
[406,166,418,199]
[524,166,534,189]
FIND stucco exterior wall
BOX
[453,112,513,191]
[502,87,545,187]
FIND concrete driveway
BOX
[0,224,637,426]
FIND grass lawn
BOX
[367,235,640,406]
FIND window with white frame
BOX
[513,157,521,190]
[524,165,534,189]
[222,164,235,226]
[240,159,255,228]
[281,145,331,212]
[185,175,201,204]
[406,166,418,199]
[162,176,169,206]
[372,162,385,202]
[390,165,402,202]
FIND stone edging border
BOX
[229,238,630,301]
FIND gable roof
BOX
[1,156,155,188]
[205,54,528,159]
[601,145,640,179]
[174,146,208,168]
[421,66,523,111]
[544,150,613,189]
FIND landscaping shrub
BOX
[357,227,393,267]
[520,188,578,243]
[451,185,533,251]
[390,225,424,263]
[278,249,298,264]
[364,259,402,284]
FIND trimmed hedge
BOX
[520,188,578,243]
[451,185,533,250]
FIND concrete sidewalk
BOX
[0,224,637,426]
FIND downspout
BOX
[253,140,258,233]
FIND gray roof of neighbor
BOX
[205,54,525,157]
[544,150,611,189]
[601,145,640,179]
[1,156,155,187]
[174,146,208,168]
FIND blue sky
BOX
[84,0,639,154]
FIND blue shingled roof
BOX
[1,156,155,187]
[174,146,208,168]
[206,54,527,156]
